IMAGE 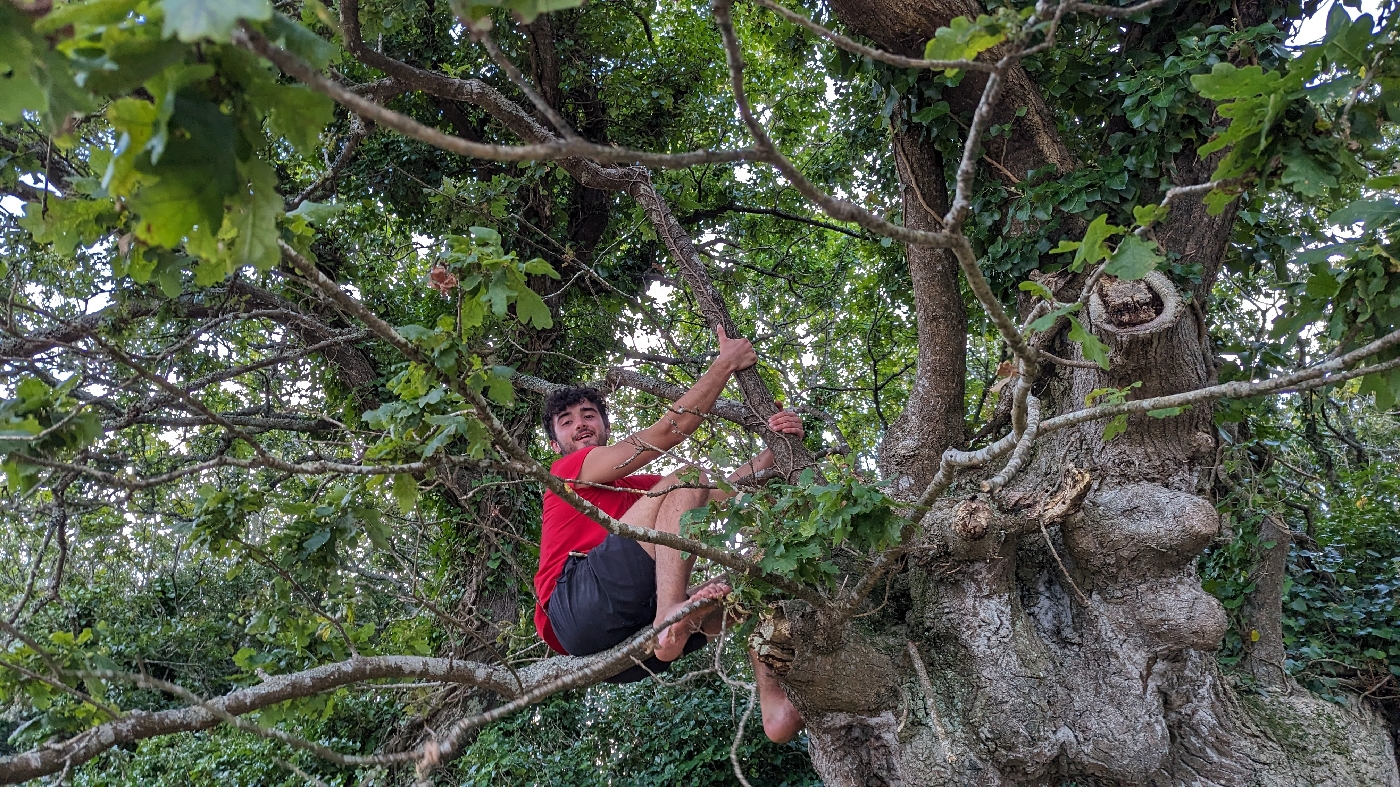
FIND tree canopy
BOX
[1,0,1399,783]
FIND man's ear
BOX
[549,439,560,453]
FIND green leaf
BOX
[923,15,1005,74]
[487,366,516,405]
[0,13,48,124]
[1102,414,1128,441]
[128,93,239,247]
[1365,174,1400,189]
[1104,235,1164,280]
[513,286,553,329]
[1132,203,1170,227]
[1190,63,1285,100]
[227,159,283,271]
[162,0,273,42]
[363,513,392,551]
[1203,187,1237,216]
[1067,315,1110,370]
[143,63,216,164]
[76,38,190,97]
[469,225,502,246]
[392,473,419,516]
[1028,302,1081,333]
[1359,366,1400,410]
[910,102,950,124]
[1329,198,1400,229]
[287,201,345,226]
[1018,280,1055,301]
[247,80,334,156]
[260,12,335,70]
[17,198,117,257]
[300,527,331,556]
[1147,405,1189,418]
[0,6,96,130]
[1281,151,1338,197]
[1304,262,1341,299]
[453,0,586,24]
[1049,239,1082,255]
[1072,214,1123,272]
[521,258,560,278]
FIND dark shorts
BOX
[546,533,707,684]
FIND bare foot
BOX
[655,583,729,661]
[699,596,747,637]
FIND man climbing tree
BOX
[534,327,804,741]
[3,0,1400,784]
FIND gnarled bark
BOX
[774,3,1400,785]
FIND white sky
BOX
[1290,0,1384,44]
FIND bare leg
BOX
[618,472,729,662]
[750,651,804,743]
[652,482,730,660]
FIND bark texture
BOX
[768,3,1400,785]
[881,130,968,493]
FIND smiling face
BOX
[549,400,611,455]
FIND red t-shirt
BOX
[534,445,661,654]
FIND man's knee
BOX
[651,469,711,506]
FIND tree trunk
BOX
[757,3,1400,784]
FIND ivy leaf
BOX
[910,102,950,123]
[1104,235,1164,280]
[162,0,273,42]
[1067,315,1110,370]
[923,16,1005,75]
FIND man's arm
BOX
[725,408,805,485]
[577,327,756,484]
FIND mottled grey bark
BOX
[758,2,1400,785]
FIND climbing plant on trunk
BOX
[1,0,1399,783]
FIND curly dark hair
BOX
[542,386,610,444]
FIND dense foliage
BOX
[1,0,1398,781]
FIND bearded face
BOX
[549,401,610,455]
